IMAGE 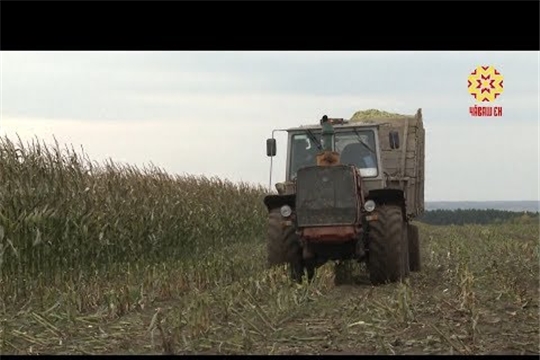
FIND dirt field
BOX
[2,222,538,355]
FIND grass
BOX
[1,135,539,355]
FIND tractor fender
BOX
[366,189,407,222]
[263,194,296,212]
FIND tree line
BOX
[417,208,540,225]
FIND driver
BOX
[359,147,376,168]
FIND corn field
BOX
[0,135,267,312]
[1,135,538,355]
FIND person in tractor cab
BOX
[340,142,377,170]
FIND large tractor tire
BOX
[267,209,290,267]
[407,223,421,272]
[266,209,308,283]
[367,204,408,285]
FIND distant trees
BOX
[417,209,540,225]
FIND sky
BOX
[1,51,538,202]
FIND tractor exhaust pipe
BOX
[316,115,341,166]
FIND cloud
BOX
[426,121,539,201]
[1,51,538,201]
[2,51,537,122]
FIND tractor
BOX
[263,109,425,285]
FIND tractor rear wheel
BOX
[407,224,421,272]
[367,205,408,285]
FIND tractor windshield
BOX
[289,129,379,179]
[290,133,321,179]
[334,130,379,177]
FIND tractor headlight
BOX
[280,205,292,218]
[364,200,376,212]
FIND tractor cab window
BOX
[288,129,379,180]
[289,134,320,179]
[335,130,379,177]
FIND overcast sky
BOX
[1,51,538,201]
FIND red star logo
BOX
[467,65,504,103]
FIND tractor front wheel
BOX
[367,205,408,285]
[267,209,311,283]
[267,209,292,267]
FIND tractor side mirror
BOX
[266,138,277,157]
[389,131,400,149]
